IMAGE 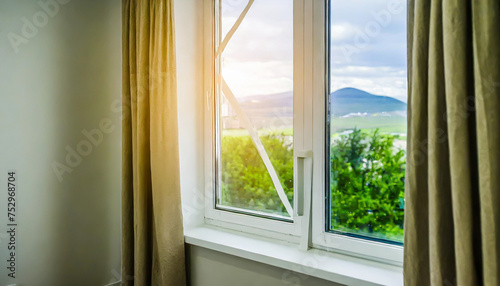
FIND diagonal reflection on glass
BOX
[216,0,294,218]
[220,79,293,216]
[219,99,292,217]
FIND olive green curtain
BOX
[121,0,186,285]
[405,0,499,285]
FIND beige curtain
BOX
[121,0,186,285]
[405,0,499,285]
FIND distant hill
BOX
[235,87,406,118]
[238,91,293,118]
[330,88,407,116]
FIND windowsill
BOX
[184,225,403,286]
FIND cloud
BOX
[331,23,358,43]
[223,60,293,97]
[330,66,407,102]
[328,0,407,101]
[221,0,293,63]
[220,0,293,97]
[219,0,408,101]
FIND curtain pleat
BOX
[405,0,432,282]
[405,1,500,285]
[122,0,186,285]
[427,0,456,284]
[472,2,500,285]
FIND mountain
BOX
[238,91,293,118]
[235,87,406,118]
[330,87,407,116]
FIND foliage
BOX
[330,129,405,242]
[221,133,294,216]
[220,129,405,242]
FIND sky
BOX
[220,0,407,102]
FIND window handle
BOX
[295,150,313,216]
[295,150,313,250]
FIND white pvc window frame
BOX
[203,0,309,239]
[309,0,403,265]
[203,0,404,265]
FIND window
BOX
[215,0,294,219]
[205,0,406,263]
[327,0,407,244]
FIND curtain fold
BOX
[405,1,500,285]
[122,0,186,285]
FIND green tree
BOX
[330,129,405,241]
[221,133,293,216]
[220,129,406,242]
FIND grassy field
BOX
[222,127,293,137]
[330,114,407,134]
[222,114,406,138]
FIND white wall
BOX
[187,246,340,286]
[0,1,122,285]
[175,0,205,229]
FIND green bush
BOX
[220,129,405,242]
[330,129,405,242]
[221,133,293,216]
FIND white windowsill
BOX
[184,225,403,286]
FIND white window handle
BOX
[295,150,313,251]
[295,150,313,216]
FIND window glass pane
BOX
[328,0,407,243]
[215,0,293,218]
